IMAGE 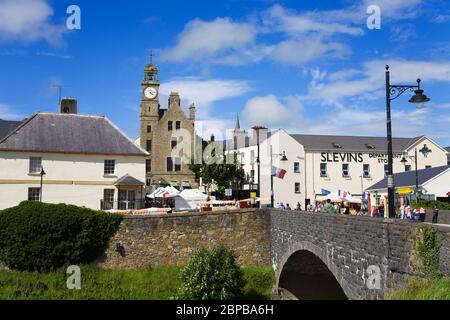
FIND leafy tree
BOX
[189,149,245,199]
[177,245,246,300]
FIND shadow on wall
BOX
[279,250,348,300]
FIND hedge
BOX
[0,201,122,272]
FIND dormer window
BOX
[365,143,375,150]
[332,142,342,149]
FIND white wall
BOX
[423,170,450,198]
[0,151,146,210]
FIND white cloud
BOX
[0,103,25,120]
[242,94,298,128]
[161,17,258,64]
[0,0,65,45]
[307,59,450,102]
[160,77,250,118]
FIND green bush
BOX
[0,201,122,272]
[242,267,275,299]
[177,245,246,300]
[416,227,441,277]
[411,200,450,210]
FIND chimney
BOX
[189,102,196,120]
[60,98,77,114]
[168,92,180,109]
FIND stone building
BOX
[139,63,197,191]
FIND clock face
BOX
[144,87,157,99]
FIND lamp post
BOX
[252,126,267,208]
[385,65,430,218]
[40,167,46,202]
[401,148,419,204]
[270,146,288,208]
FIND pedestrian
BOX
[432,205,439,224]
[400,204,405,219]
[324,199,335,214]
[295,202,302,211]
[286,203,292,210]
[343,203,350,215]
[334,202,339,214]
[279,202,286,210]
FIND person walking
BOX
[432,205,439,224]
[324,199,335,214]
[286,203,292,210]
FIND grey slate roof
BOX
[291,134,424,152]
[0,119,24,140]
[0,113,147,156]
[366,165,450,191]
[115,174,144,186]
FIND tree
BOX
[189,150,245,199]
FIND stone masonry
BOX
[98,209,271,269]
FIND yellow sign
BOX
[250,192,257,198]
[397,187,414,195]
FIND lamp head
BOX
[40,167,46,176]
[409,79,430,109]
[281,151,288,161]
[400,157,408,164]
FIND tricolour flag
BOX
[271,166,287,179]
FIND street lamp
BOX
[400,148,419,204]
[385,65,430,218]
[252,126,267,208]
[40,167,46,202]
[270,147,288,208]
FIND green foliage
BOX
[242,266,275,299]
[189,152,245,199]
[0,266,274,300]
[0,201,122,272]
[416,227,441,278]
[177,245,246,300]
[388,276,450,300]
[411,199,450,210]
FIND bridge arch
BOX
[275,241,354,300]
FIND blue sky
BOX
[1,0,450,146]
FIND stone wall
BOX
[98,209,271,269]
[270,210,450,300]
[425,209,450,225]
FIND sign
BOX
[320,152,404,163]
[397,187,414,195]
[250,192,257,199]
[225,189,232,197]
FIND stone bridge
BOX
[270,209,450,300]
[100,209,450,300]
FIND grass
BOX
[388,277,450,300]
[0,265,275,300]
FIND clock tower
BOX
[140,63,160,186]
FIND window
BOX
[171,137,178,149]
[294,162,300,173]
[342,164,349,177]
[425,165,432,169]
[174,157,181,172]
[28,188,41,201]
[104,160,115,175]
[103,189,115,202]
[146,140,152,152]
[146,178,151,187]
[168,121,173,131]
[147,125,152,133]
[29,157,42,173]
[175,121,181,130]
[146,160,152,173]
[320,163,327,176]
[295,183,301,194]
[166,157,174,172]
[384,164,389,176]
[363,164,370,177]
[405,165,411,172]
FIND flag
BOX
[321,189,331,195]
[362,192,366,200]
[271,166,287,179]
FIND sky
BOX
[1,0,450,146]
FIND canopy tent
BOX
[316,191,361,204]
[146,186,180,199]
[169,189,210,211]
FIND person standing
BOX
[400,204,405,219]
[286,203,292,210]
[432,205,439,224]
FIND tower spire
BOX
[235,113,241,131]
[149,49,155,65]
